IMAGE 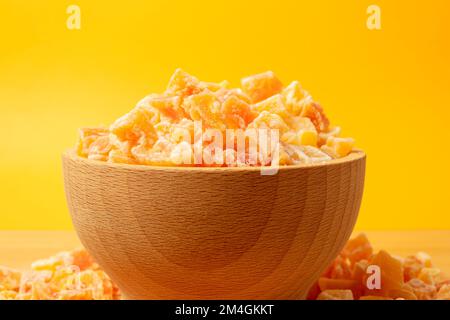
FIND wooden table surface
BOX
[1,231,450,274]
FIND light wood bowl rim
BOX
[63,149,366,172]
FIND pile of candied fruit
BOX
[0,249,119,300]
[309,234,450,300]
[1,234,448,300]
[77,69,355,166]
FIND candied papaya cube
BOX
[248,111,290,134]
[365,250,404,296]
[165,68,201,97]
[318,278,360,292]
[0,266,21,291]
[317,290,354,300]
[221,95,257,129]
[403,255,425,282]
[70,249,95,271]
[241,71,283,103]
[77,127,109,157]
[342,233,373,265]
[0,290,17,300]
[301,102,330,132]
[110,106,158,143]
[296,118,318,147]
[282,81,316,116]
[322,255,352,280]
[417,268,443,286]
[252,94,289,119]
[323,136,355,158]
[407,278,437,300]
[437,284,450,300]
[147,96,184,122]
[182,92,225,130]
[282,130,318,147]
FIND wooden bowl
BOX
[62,150,366,299]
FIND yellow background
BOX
[0,0,449,230]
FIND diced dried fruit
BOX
[0,249,119,300]
[241,71,283,103]
[342,233,373,265]
[407,278,437,300]
[308,233,448,301]
[437,284,450,300]
[322,136,355,159]
[365,250,404,296]
[0,267,21,291]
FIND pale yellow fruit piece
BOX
[437,284,450,300]
[170,141,193,165]
[282,130,317,147]
[241,71,283,103]
[252,94,289,120]
[77,127,109,157]
[317,290,354,300]
[282,117,318,147]
[324,136,355,158]
[415,252,433,268]
[0,290,17,300]
[407,278,437,300]
[282,81,312,115]
[418,268,443,286]
[248,111,290,134]
[31,251,73,272]
[318,126,341,146]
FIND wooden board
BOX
[1,230,449,274]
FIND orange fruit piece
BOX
[322,255,352,280]
[110,106,158,144]
[148,96,185,122]
[318,278,360,292]
[364,250,404,296]
[437,284,450,300]
[221,96,257,129]
[0,266,21,291]
[342,233,373,265]
[77,127,110,157]
[183,91,225,131]
[165,68,202,98]
[241,71,283,103]
[300,102,330,133]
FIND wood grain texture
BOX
[62,150,366,299]
[2,231,449,274]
